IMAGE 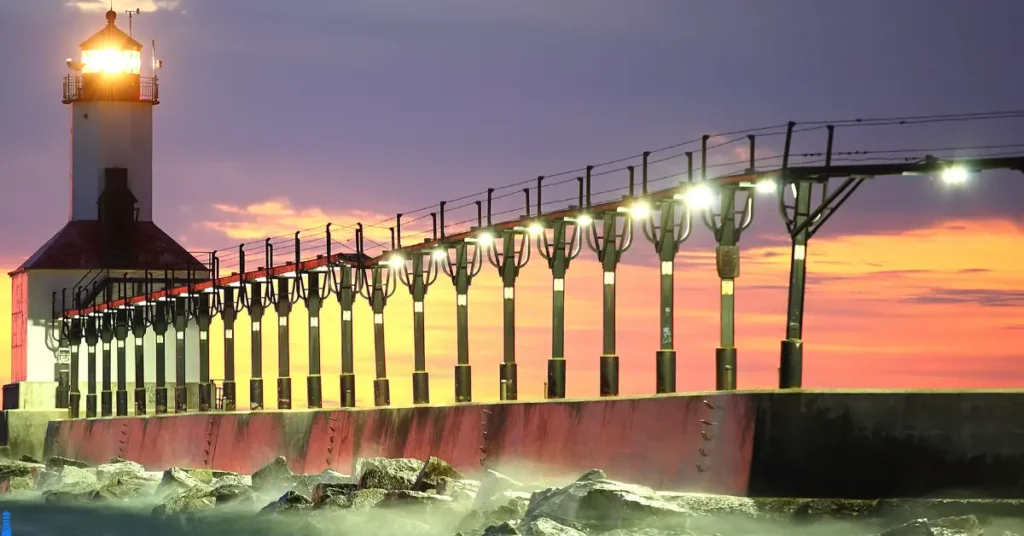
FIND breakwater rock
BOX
[0,455,1021,536]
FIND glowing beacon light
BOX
[79,11,143,75]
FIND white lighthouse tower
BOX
[5,10,205,419]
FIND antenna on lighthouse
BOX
[124,8,141,36]
[152,40,163,73]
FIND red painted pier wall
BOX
[42,390,1024,498]
[43,393,754,495]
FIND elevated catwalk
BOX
[43,390,1024,498]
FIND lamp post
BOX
[483,188,533,401]
[84,312,99,418]
[113,276,130,416]
[66,314,83,419]
[583,166,634,397]
[130,275,152,415]
[171,283,193,413]
[396,213,442,405]
[151,273,171,414]
[49,291,72,411]
[99,305,114,417]
[242,239,277,411]
[300,225,334,409]
[196,275,219,412]
[440,202,485,403]
[330,233,362,408]
[357,224,399,407]
[274,235,303,410]
[640,152,694,394]
[535,176,585,400]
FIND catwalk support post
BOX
[245,240,277,411]
[440,202,485,402]
[275,267,301,410]
[84,315,98,418]
[331,247,360,408]
[397,212,442,404]
[130,283,150,416]
[113,303,129,416]
[584,166,634,397]
[641,160,694,393]
[196,290,217,412]
[302,226,333,409]
[701,180,755,390]
[172,293,191,413]
[357,224,399,406]
[99,310,114,417]
[535,176,585,399]
[152,298,170,414]
[484,189,532,401]
[67,317,83,418]
[776,123,865,387]
[49,292,71,410]
[220,244,248,411]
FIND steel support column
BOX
[361,262,397,407]
[275,276,295,410]
[537,217,583,399]
[130,303,148,415]
[84,317,98,418]
[99,312,113,417]
[398,246,441,405]
[303,270,329,409]
[643,193,692,394]
[220,286,239,411]
[702,185,754,390]
[172,296,189,413]
[441,232,483,403]
[586,207,633,397]
[67,319,82,418]
[777,125,866,388]
[113,309,129,416]
[486,226,531,401]
[152,302,169,414]
[333,263,358,408]
[246,281,268,410]
[197,293,214,411]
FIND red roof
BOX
[10,220,205,275]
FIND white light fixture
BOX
[527,222,545,236]
[683,184,715,209]
[630,200,651,219]
[432,249,447,260]
[755,178,777,194]
[476,232,495,247]
[388,254,405,268]
[576,214,593,227]
[940,165,969,186]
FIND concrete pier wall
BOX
[39,390,1024,498]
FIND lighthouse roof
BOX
[10,220,206,275]
[79,10,143,51]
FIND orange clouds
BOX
[3,213,1022,408]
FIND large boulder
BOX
[152,484,217,518]
[519,517,586,536]
[413,456,463,491]
[260,490,314,515]
[157,467,206,497]
[251,456,295,492]
[95,459,146,483]
[45,456,90,470]
[523,475,688,532]
[355,457,424,491]
[475,470,528,511]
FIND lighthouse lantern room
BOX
[5,10,206,416]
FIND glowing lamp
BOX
[755,178,777,194]
[77,11,143,75]
[387,254,405,268]
[527,222,545,236]
[476,232,495,247]
[576,214,593,227]
[432,249,447,260]
[940,165,969,186]
[683,184,715,210]
[630,200,651,219]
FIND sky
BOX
[0,0,1022,406]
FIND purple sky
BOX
[1,0,1022,264]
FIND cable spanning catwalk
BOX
[50,111,1024,417]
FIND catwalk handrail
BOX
[61,156,1024,317]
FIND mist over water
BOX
[4,456,1022,536]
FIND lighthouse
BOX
[5,10,206,418]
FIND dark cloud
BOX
[904,289,1024,308]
